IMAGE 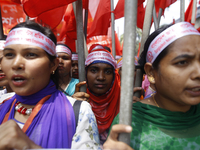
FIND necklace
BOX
[152,94,159,107]
[15,101,33,115]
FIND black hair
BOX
[0,35,7,40]
[104,46,111,52]
[10,21,60,88]
[138,24,173,74]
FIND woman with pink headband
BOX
[56,44,79,96]
[71,52,79,79]
[103,22,200,150]
[117,56,144,102]
[85,44,121,145]
[0,38,14,101]
[0,21,100,149]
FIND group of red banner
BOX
[0,0,198,54]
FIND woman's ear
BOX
[144,62,155,84]
[50,57,59,73]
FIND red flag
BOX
[11,0,21,3]
[115,32,122,56]
[87,0,111,37]
[22,0,76,17]
[185,0,195,23]
[0,1,26,35]
[114,0,145,19]
[154,0,177,15]
[36,6,67,29]
[59,4,76,40]
[114,0,145,29]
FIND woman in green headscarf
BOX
[103,22,200,150]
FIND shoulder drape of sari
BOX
[111,102,200,150]
[0,80,76,148]
[65,78,79,96]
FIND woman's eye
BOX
[63,57,70,60]
[4,53,14,58]
[26,53,37,58]
[90,68,97,73]
[105,69,112,74]
[176,60,188,65]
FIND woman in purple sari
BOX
[0,21,100,149]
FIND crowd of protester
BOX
[0,20,200,150]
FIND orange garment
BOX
[88,70,121,134]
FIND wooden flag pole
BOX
[76,0,86,92]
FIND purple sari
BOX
[0,80,76,148]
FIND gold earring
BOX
[52,71,55,74]
[149,76,155,83]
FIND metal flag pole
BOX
[134,0,155,98]
[118,0,138,144]
[76,0,86,92]
[26,15,29,22]
[180,0,185,22]
[0,5,4,39]
[153,6,159,30]
[110,0,116,58]
[157,8,163,24]
[191,0,197,25]
[84,0,89,40]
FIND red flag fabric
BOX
[11,0,21,4]
[87,0,111,37]
[0,1,26,35]
[87,32,122,56]
[22,0,76,17]
[114,0,145,29]
[36,6,67,29]
[59,4,76,41]
[114,0,145,19]
[185,0,195,23]
[154,0,177,15]
[115,32,122,56]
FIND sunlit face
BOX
[87,63,114,95]
[57,52,71,77]
[1,44,57,96]
[71,60,79,79]
[153,35,200,106]
[0,50,8,87]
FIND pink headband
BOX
[5,28,56,56]
[72,54,78,60]
[115,55,122,60]
[85,51,117,69]
[146,22,200,63]
[56,45,72,57]
[0,40,5,50]
[117,59,122,69]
